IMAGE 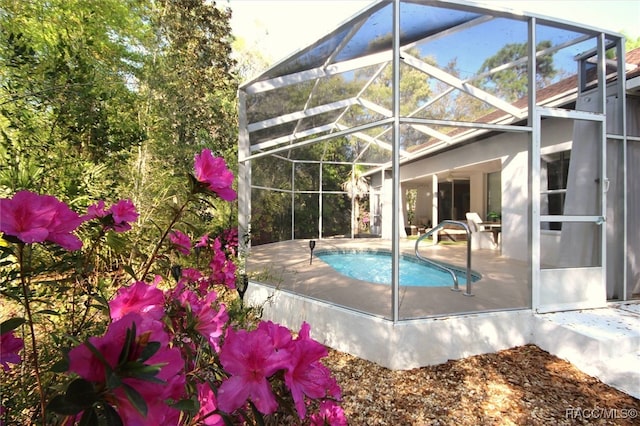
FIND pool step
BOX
[533,302,640,399]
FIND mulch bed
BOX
[320,344,639,425]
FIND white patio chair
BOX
[466,212,499,250]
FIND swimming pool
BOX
[315,250,480,287]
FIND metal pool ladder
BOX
[414,220,474,296]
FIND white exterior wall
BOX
[392,118,575,263]
[246,284,532,370]
[501,140,529,261]
[414,184,431,227]
[469,171,485,215]
[246,283,639,398]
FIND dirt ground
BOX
[321,344,639,425]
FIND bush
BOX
[0,149,346,425]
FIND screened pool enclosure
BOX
[238,0,639,322]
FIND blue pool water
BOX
[316,250,479,287]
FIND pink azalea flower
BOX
[67,313,185,424]
[219,261,237,289]
[85,199,139,232]
[46,204,86,251]
[0,191,83,250]
[193,292,228,352]
[209,242,237,289]
[310,400,348,426]
[173,288,228,352]
[0,330,24,371]
[0,191,58,243]
[174,268,209,295]
[193,149,237,201]
[68,313,171,382]
[217,327,289,415]
[258,320,293,351]
[108,199,138,232]
[195,234,210,248]
[222,227,239,250]
[284,322,341,419]
[181,267,203,283]
[84,200,108,220]
[195,382,224,426]
[169,230,191,255]
[109,281,165,321]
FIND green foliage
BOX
[144,0,238,149]
[0,0,238,228]
[623,33,640,51]
[0,0,148,203]
[0,3,239,420]
[477,40,557,102]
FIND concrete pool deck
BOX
[244,238,640,399]
[246,238,529,319]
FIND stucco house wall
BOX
[381,115,581,263]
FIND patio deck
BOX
[244,238,639,398]
[246,238,529,319]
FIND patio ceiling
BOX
[239,0,623,172]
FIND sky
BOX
[227,0,640,67]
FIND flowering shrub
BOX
[359,214,370,233]
[0,326,24,371]
[0,150,346,425]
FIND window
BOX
[438,180,470,221]
[541,150,571,230]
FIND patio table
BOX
[479,222,501,242]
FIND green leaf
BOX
[169,398,197,413]
[90,292,109,310]
[221,412,237,426]
[50,356,69,373]
[105,232,127,251]
[117,323,136,366]
[120,361,165,383]
[35,309,60,316]
[122,383,148,417]
[0,245,17,258]
[100,403,124,426]
[122,264,137,281]
[66,378,99,408]
[106,371,122,390]
[46,395,85,416]
[78,408,98,426]
[248,400,266,426]
[0,317,25,333]
[138,341,161,362]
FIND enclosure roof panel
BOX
[241,0,619,90]
[239,0,624,164]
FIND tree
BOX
[342,166,370,236]
[621,32,640,51]
[125,0,239,252]
[0,0,149,202]
[1,0,240,271]
[143,0,237,150]
[477,40,557,102]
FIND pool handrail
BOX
[414,220,473,296]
